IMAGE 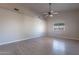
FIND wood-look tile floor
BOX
[0,37,79,55]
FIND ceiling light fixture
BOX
[42,3,58,18]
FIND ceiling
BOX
[20,3,79,14]
[0,3,79,16]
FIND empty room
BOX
[0,3,79,55]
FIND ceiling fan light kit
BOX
[49,14,53,17]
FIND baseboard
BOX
[49,36,79,40]
[0,35,44,46]
[61,37,79,40]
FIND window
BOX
[53,23,65,31]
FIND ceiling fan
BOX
[43,3,58,17]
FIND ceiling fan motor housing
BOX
[48,12,51,15]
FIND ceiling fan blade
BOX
[53,12,59,14]
[42,13,48,15]
[44,14,49,18]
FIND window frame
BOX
[53,23,65,32]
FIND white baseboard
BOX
[0,35,44,46]
[49,36,79,40]
[61,37,79,40]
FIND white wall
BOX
[47,11,79,40]
[0,4,46,45]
